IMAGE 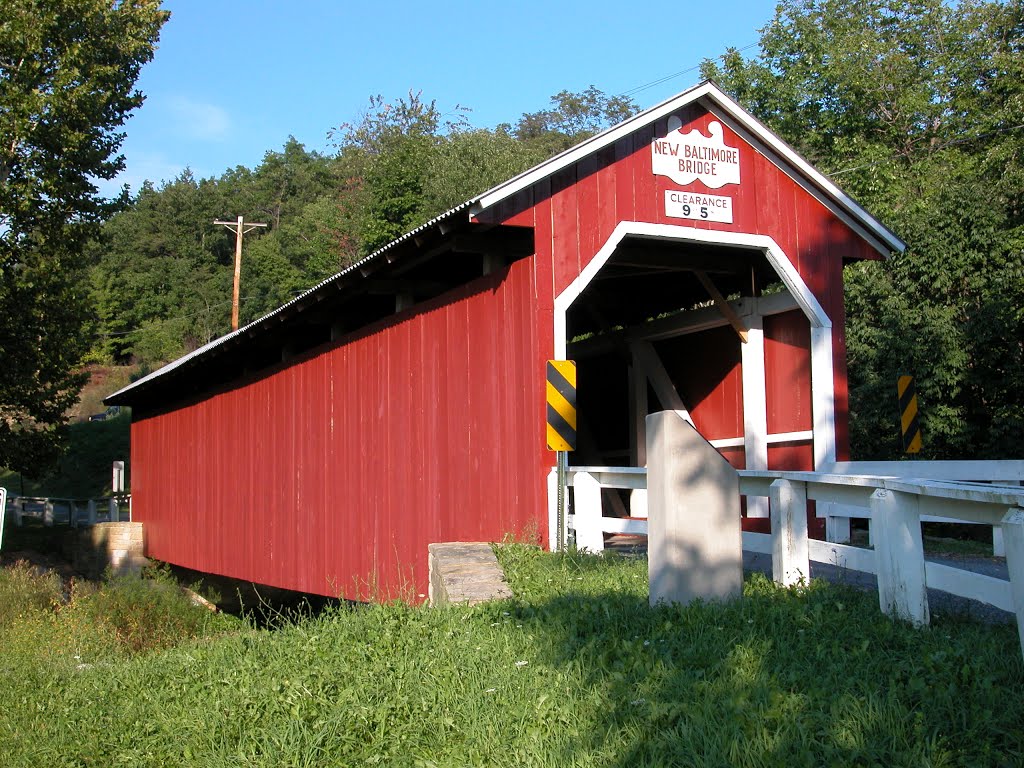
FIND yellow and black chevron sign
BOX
[546,360,577,452]
[898,375,922,454]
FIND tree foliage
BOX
[703,0,1024,459]
[513,85,639,154]
[89,142,343,363]
[0,0,166,474]
[90,86,635,369]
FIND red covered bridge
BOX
[107,82,904,601]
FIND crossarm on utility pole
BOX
[215,215,267,331]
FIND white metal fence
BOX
[551,462,1024,658]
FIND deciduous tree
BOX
[703,0,1024,459]
[0,0,167,473]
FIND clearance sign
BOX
[652,117,740,223]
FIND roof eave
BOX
[105,202,478,406]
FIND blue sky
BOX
[107,0,778,196]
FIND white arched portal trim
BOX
[553,222,837,470]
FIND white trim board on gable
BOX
[470,81,905,258]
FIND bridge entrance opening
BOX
[558,228,830,528]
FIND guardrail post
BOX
[770,479,809,586]
[573,472,605,553]
[87,499,97,525]
[993,527,1005,557]
[825,513,852,544]
[43,499,54,527]
[1000,508,1024,661]
[14,498,24,526]
[70,501,78,528]
[871,488,929,626]
[109,497,119,523]
[995,480,1020,556]
[630,488,648,518]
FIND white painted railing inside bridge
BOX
[549,461,1024,659]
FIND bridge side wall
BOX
[130,260,546,600]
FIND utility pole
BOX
[215,215,267,331]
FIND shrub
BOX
[0,560,63,625]
[68,565,239,654]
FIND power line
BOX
[617,42,759,99]
[828,122,1024,177]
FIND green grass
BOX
[0,562,242,664]
[1,545,1021,766]
[923,535,998,559]
[850,527,1000,559]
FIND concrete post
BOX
[871,488,929,626]
[109,498,119,523]
[999,508,1024,661]
[573,472,605,553]
[87,499,97,525]
[770,479,809,587]
[647,411,742,607]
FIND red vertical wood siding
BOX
[131,101,877,597]
[489,105,870,474]
[764,310,813,436]
[654,328,744,442]
[132,260,546,601]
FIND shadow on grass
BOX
[500,550,1024,767]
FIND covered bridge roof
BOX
[106,81,904,409]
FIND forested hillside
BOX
[23,0,1023,477]
[87,88,637,368]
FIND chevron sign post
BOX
[898,375,922,454]
[546,361,577,551]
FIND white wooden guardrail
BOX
[4,494,132,527]
[817,460,1024,553]
[0,487,6,550]
[552,464,1024,659]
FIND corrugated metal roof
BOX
[108,80,905,405]
[106,201,475,403]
